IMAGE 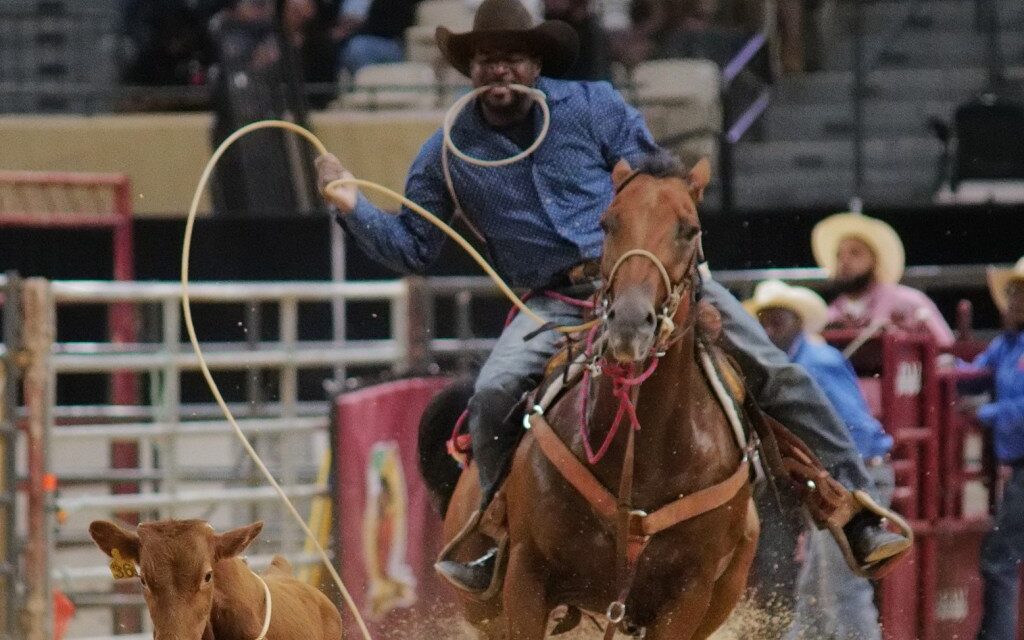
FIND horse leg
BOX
[502,544,550,640]
[642,580,714,640]
[691,499,761,640]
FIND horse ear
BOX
[611,158,633,191]
[89,520,140,564]
[215,521,263,560]
[687,158,711,202]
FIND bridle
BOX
[598,234,703,355]
[598,167,705,355]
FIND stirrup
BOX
[434,510,508,601]
[827,490,914,579]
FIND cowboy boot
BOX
[844,509,912,567]
[435,388,521,594]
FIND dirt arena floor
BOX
[333,598,795,640]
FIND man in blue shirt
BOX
[746,280,894,640]
[968,257,1024,640]
[316,0,908,594]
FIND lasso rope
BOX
[183,120,375,640]
[183,84,594,640]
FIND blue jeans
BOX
[978,465,1024,640]
[339,35,404,76]
[787,463,896,640]
[469,288,587,506]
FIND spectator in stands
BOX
[208,0,317,217]
[118,0,212,109]
[812,212,955,347]
[745,280,893,640]
[315,0,908,595]
[336,0,422,76]
[967,257,1024,640]
[543,0,612,80]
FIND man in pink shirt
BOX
[812,212,955,347]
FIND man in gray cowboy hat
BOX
[316,0,908,594]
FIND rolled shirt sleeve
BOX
[336,132,453,275]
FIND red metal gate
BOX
[825,329,1024,640]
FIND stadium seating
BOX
[629,59,722,170]
[406,0,474,66]
[734,0,1024,210]
[340,62,439,110]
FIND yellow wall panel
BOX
[0,111,442,217]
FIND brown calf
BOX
[89,519,342,640]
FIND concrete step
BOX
[762,99,958,140]
[731,166,938,210]
[823,30,1024,71]
[734,136,944,173]
[775,67,988,103]
[836,0,1024,33]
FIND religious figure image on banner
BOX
[362,441,416,619]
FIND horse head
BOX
[89,519,263,640]
[600,153,710,363]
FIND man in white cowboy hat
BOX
[315,0,908,594]
[812,212,955,347]
[746,280,894,640]
[964,257,1024,640]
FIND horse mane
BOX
[633,151,687,180]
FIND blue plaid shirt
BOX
[338,77,659,289]
[973,331,1024,464]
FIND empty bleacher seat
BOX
[405,0,474,65]
[340,62,438,110]
[630,59,722,168]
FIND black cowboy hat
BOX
[436,0,579,78]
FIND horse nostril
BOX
[607,309,616,321]
[645,311,655,326]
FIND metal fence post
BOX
[1,272,23,638]
[852,0,866,199]
[398,277,434,376]
[20,278,54,640]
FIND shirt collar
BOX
[787,333,807,360]
[536,76,573,103]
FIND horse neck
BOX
[209,559,265,638]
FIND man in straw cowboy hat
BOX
[962,257,1024,640]
[812,212,955,347]
[316,0,908,594]
[746,280,894,640]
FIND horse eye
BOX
[139,575,148,588]
[676,221,698,242]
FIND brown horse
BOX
[424,155,759,639]
[89,519,343,640]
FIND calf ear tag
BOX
[110,549,138,580]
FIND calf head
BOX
[89,519,263,640]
